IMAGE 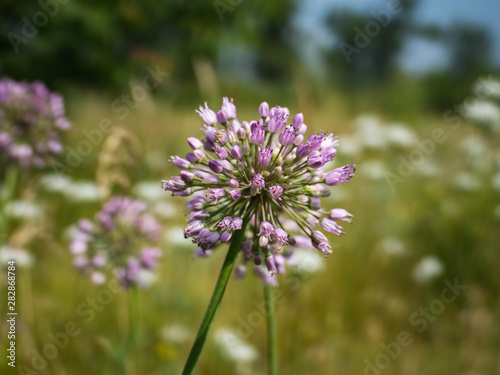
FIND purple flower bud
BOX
[208,160,223,174]
[258,146,273,165]
[265,255,277,275]
[169,156,190,169]
[274,228,288,246]
[330,208,353,222]
[189,210,208,220]
[258,221,274,238]
[221,96,237,120]
[307,151,324,168]
[214,145,228,160]
[250,123,266,145]
[235,265,246,279]
[321,217,345,236]
[230,145,243,159]
[217,110,228,123]
[188,137,203,150]
[215,129,229,144]
[221,231,232,243]
[252,173,265,188]
[268,106,289,133]
[180,170,194,181]
[205,188,226,201]
[296,144,310,158]
[321,146,337,163]
[78,219,94,234]
[196,230,220,251]
[236,128,246,139]
[269,184,283,200]
[307,132,326,152]
[196,102,217,125]
[230,217,243,230]
[218,216,233,229]
[220,160,233,170]
[292,113,304,130]
[296,123,307,136]
[162,176,186,192]
[229,190,241,200]
[259,101,270,117]
[184,220,204,238]
[241,239,253,258]
[186,152,197,163]
[310,197,322,210]
[312,230,332,256]
[194,149,205,160]
[92,254,106,267]
[325,164,356,186]
[278,125,295,146]
[294,134,304,146]
[229,179,239,188]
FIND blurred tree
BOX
[324,0,419,88]
[421,23,494,110]
[0,0,297,91]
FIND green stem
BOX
[182,216,250,375]
[0,165,19,243]
[117,288,141,375]
[264,282,278,375]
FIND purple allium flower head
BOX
[258,146,273,165]
[69,196,161,289]
[269,184,283,200]
[325,164,356,186]
[162,97,355,282]
[259,101,270,117]
[0,78,71,169]
[196,102,217,125]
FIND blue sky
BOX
[295,0,500,73]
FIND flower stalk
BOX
[264,282,278,375]
[182,215,251,375]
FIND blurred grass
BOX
[1,84,500,375]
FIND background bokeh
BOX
[1,0,500,374]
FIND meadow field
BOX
[1,78,500,375]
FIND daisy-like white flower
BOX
[162,97,355,283]
[0,78,70,169]
[69,196,162,289]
